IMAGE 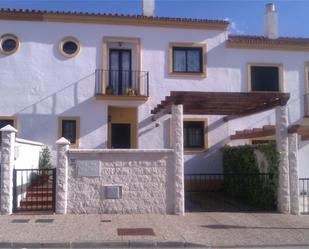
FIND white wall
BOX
[15,138,43,170]
[1,19,309,176]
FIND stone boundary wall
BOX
[66,149,175,214]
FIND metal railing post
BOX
[94,69,149,97]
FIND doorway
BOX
[109,49,132,95]
[108,106,137,149]
[111,123,131,149]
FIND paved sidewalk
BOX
[1,212,309,248]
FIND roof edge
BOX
[0,8,229,30]
[227,34,309,52]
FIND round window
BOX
[59,37,80,58]
[0,34,19,55]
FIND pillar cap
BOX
[0,125,17,133]
[56,137,71,145]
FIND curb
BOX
[0,241,207,248]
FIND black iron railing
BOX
[185,173,277,212]
[299,178,309,214]
[95,69,149,97]
[13,168,56,212]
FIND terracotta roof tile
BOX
[227,35,309,51]
[0,8,229,29]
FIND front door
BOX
[109,49,132,95]
[111,123,131,149]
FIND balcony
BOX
[95,69,149,101]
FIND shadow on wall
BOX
[184,136,230,174]
[14,73,107,149]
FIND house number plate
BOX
[76,160,100,177]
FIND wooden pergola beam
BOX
[151,91,290,121]
[230,124,309,141]
[230,125,276,140]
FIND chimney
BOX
[264,3,278,39]
[142,0,155,16]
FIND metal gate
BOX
[185,173,277,212]
[299,178,309,214]
[13,168,56,213]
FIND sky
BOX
[0,0,309,37]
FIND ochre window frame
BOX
[58,116,80,147]
[0,116,17,144]
[168,42,207,77]
[0,34,19,55]
[249,136,275,145]
[107,106,138,149]
[101,36,141,95]
[169,117,208,152]
[0,116,17,129]
[247,63,284,92]
[59,36,81,58]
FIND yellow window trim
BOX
[101,36,141,95]
[58,36,81,58]
[169,117,208,152]
[168,42,207,78]
[0,34,19,55]
[247,63,284,92]
[107,106,138,149]
[0,115,17,129]
[58,116,80,147]
[248,136,275,145]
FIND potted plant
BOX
[38,146,53,183]
[106,85,114,95]
[126,87,135,96]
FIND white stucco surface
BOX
[0,19,309,177]
[14,138,43,170]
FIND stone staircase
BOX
[19,177,53,210]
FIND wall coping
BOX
[15,138,44,147]
[68,149,174,154]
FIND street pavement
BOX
[0,212,309,248]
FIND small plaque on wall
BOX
[76,160,100,177]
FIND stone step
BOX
[26,192,52,198]
[20,200,53,207]
[28,187,52,192]
[22,196,53,201]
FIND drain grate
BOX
[117,228,155,236]
[11,219,30,223]
[101,219,112,223]
[35,219,54,223]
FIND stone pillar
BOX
[56,137,70,214]
[0,125,17,214]
[288,133,299,215]
[275,106,290,213]
[171,104,184,215]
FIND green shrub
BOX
[221,144,279,210]
[39,146,52,169]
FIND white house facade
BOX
[0,2,309,215]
